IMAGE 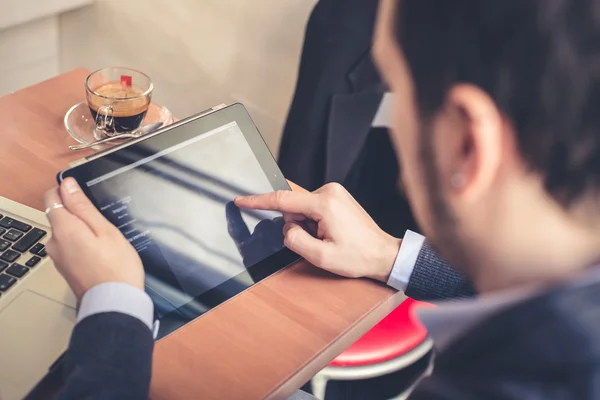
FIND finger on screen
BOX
[235,191,321,219]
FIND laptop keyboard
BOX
[0,214,47,298]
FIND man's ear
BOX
[441,84,505,202]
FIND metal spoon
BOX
[69,122,163,150]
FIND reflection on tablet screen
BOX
[84,122,286,329]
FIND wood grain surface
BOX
[0,68,94,210]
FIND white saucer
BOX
[64,102,173,150]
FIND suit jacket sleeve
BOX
[405,240,476,301]
[59,312,153,400]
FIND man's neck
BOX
[473,208,600,294]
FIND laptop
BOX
[0,197,77,400]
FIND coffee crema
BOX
[87,82,151,133]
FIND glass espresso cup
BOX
[85,67,153,137]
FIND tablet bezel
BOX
[58,103,301,337]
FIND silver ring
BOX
[45,203,64,215]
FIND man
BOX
[238,0,600,397]
[46,0,600,399]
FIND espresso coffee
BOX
[88,82,150,133]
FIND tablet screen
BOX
[81,120,295,334]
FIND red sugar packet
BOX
[120,75,132,88]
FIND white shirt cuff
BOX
[77,282,154,332]
[386,230,426,291]
[372,92,393,128]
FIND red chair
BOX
[311,298,433,399]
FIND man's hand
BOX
[235,183,401,283]
[44,178,144,300]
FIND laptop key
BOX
[1,250,20,263]
[0,217,31,232]
[25,256,41,268]
[13,228,46,253]
[0,228,6,236]
[6,264,28,278]
[4,229,23,242]
[0,260,8,273]
[30,243,45,255]
[38,247,47,257]
[0,240,9,252]
[0,274,16,291]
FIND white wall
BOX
[59,0,317,155]
[0,17,59,94]
[0,0,93,94]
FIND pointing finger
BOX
[235,191,322,220]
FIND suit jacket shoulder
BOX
[410,279,600,400]
[59,312,153,400]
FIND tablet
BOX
[59,103,300,338]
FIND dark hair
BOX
[397,0,600,205]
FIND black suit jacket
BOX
[406,240,474,301]
[279,0,419,238]
[410,277,600,400]
[59,312,153,400]
[280,0,382,189]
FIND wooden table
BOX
[0,69,404,400]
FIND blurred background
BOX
[0,0,316,155]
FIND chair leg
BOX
[311,374,328,400]
[389,351,435,400]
